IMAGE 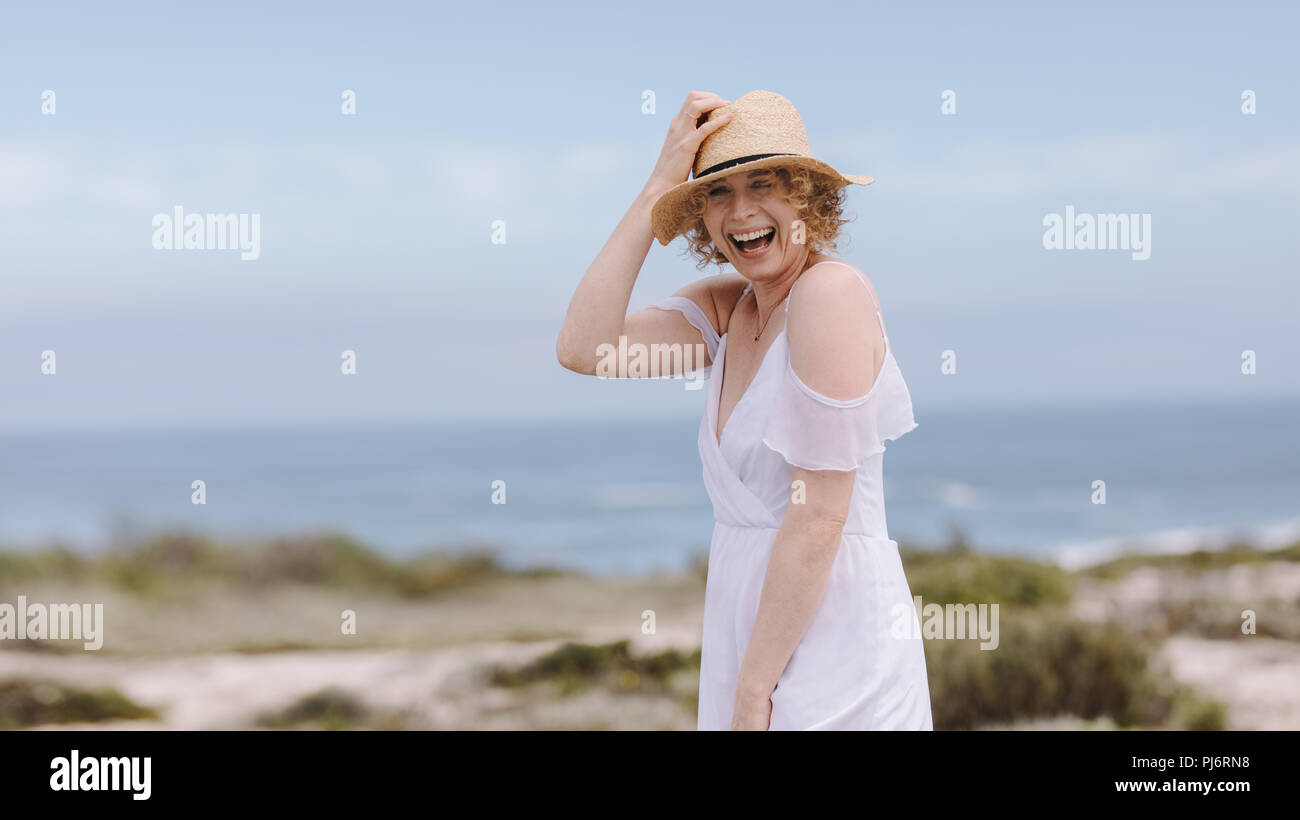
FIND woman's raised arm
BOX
[556,91,735,376]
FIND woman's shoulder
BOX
[786,259,886,402]
[791,258,879,312]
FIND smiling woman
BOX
[556,89,931,731]
[680,166,850,269]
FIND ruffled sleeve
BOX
[761,346,918,472]
[648,296,720,362]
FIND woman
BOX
[557,90,932,730]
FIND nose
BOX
[728,185,760,222]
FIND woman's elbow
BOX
[556,335,596,375]
[789,506,848,543]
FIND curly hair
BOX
[679,165,851,269]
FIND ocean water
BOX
[1,396,1297,574]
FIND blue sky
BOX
[1,0,1297,428]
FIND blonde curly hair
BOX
[679,165,851,269]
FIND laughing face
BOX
[702,167,810,279]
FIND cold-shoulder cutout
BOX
[761,262,917,471]
[786,259,888,402]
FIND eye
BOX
[708,186,728,196]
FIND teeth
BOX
[729,227,774,243]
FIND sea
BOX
[1,396,1297,575]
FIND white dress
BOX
[652,260,933,731]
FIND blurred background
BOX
[1,0,1297,730]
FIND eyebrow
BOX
[711,170,772,186]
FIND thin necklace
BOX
[753,292,782,341]
[754,256,813,340]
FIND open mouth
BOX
[728,227,776,257]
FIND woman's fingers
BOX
[688,109,732,145]
[680,93,731,124]
[645,92,735,192]
[675,93,732,147]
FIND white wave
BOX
[1052,515,1300,570]
[937,480,983,509]
[919,478,985,509]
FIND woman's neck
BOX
[749,251,827,321]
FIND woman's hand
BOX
[731,684,774,730]
[645,91,734,196]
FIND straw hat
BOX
[650,90,873,246]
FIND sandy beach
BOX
[2,536,1298,730]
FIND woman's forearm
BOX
[735,513,845,702]
[555,181,671,373]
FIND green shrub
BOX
[0,679,157,729]
[925,613,1179,730]
[1082,541,1300,580]
[0,531,537,599]
[489,640,700,697]
[257,687,370,731]
[900,548,1073,608]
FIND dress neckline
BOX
[712,327,786,447]
[712,323,897,448]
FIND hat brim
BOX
[650,155,873,247]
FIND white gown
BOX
[652,260,933,731]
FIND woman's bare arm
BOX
[730,263,887,730]
[556,91,737,376]
[733,467,856,729]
